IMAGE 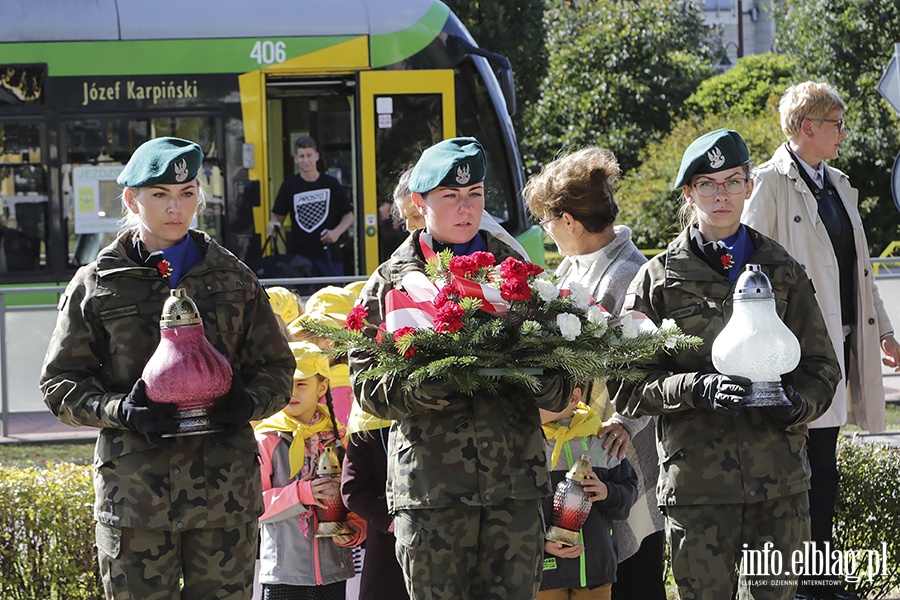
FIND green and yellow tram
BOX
[0,0,540,285]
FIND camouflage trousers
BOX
[393,499,544,600]
[96,520,258,600]
[664,493,810,600]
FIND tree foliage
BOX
[521,0,715,175]
[444,0,547,139]
[774,0,900,254]
[683,53,797,118]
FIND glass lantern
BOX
[711,264,800,407]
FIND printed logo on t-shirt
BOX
[292,189,331,233]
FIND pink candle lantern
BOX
[142,288,232,437]
[314,445,353,537]
[545,453,593,547]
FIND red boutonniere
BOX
[720,253,734,270]
[157,259,173,278]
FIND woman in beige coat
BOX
[743,81,900,600]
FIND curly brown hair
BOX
[523,147,621,233]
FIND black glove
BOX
[762,385,805,426]
[209,374,254,438]
[691,374,751,417]
[119,379,178,448]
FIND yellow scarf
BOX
[542,402,602,469]
[345,400,392,436]
[255,404,336,477]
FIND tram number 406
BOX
[250,41,287,65]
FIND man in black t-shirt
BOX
[268,136,353,277]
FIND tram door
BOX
[358,70,456,271]
[257,70,456,275]
[265,79,357,274]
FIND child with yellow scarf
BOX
[255,341,366,600]
[539,383,638,600]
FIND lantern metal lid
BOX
[160,288,202,328]
[316,445,343,477]
[733,264,775,300]
[565,454,593,482]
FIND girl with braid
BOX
[255,341,366,600]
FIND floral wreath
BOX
[306,250,700,396]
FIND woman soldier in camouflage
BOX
[614,129,841,600]
[349,137,572,600]
[40,137,294,600]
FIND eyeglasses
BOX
[811,118,845,132]
[538,215,559,230]
[691,178,749,197]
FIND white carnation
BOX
[533,278,560,302]
[586,305,608,324]
[557,313,582,341]
[660,318,678,348]
[619,315,638,339]
[568,282,592,310]
[588,307,609,336]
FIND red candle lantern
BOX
[545,453,594,547]
[314,445,353,537]
[142,288,232,437]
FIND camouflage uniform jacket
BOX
[349,229,571,512]
[615,226,840,506]
[40,229,294,531]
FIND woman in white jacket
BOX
[743,81,900,600]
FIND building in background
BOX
[700,0,781,68]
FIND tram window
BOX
[0,121,47,272]
[371,93,444,262]
[62,115,225,266]
[454,60,515,225]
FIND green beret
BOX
[673,129,749,189]
[409,137,486,193]
[117,137,203,187]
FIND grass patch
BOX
[0,441,94,468]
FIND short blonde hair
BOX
[779,82,845,140]
[523,147,621,233]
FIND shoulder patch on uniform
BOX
[543,557,557,571]
[669,305,701,320]
[99,305,139,320]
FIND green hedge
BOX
[0,463,100,599]
[835,437,900,599]
[0,440,897,599]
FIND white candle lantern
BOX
[711,264,799,407]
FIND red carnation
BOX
[346,305,368,331]
[501,278,532,301]
[434,302,466,333]
[499,256,537,281]
[434,283,462,308]
[375,323,387,343]
[393,327,418,357]
[471,251,496,268]
[448,255,478,277]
